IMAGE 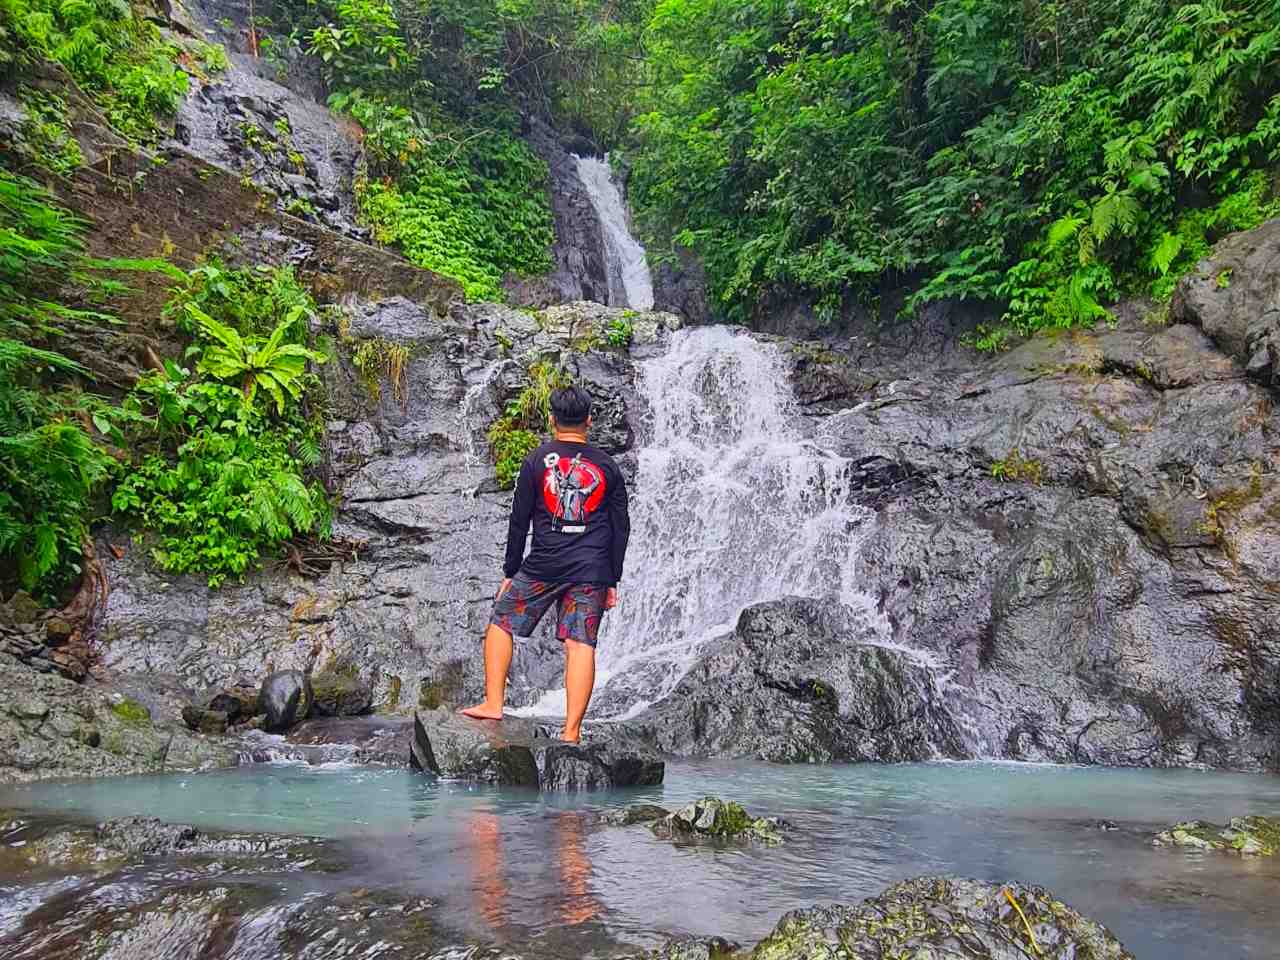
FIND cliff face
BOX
[3,0,1278,781]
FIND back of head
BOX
[550,385,593,429]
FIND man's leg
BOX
[461,623,513,720]
[562,638,595,743]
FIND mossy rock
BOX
[311,670,373,717]
[651,797,786,845]
[1154,815,1280,855]
[110,698,152,727]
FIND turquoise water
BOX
[3,760,1279,957]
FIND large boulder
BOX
[259,671,314,733]
[626,599,972,763]
[410,709,664,790]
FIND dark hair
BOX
[549,385,592,428]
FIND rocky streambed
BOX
[3,761,1280,959]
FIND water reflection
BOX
[462,809,601,930]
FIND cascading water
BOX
[573,155,655,310]
[556,326,892,719]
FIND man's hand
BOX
[496,577,513,601]
[605,587,618,610]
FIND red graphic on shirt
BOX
[542,452,606,524]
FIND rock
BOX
[181,707,228,735]
[649,797,786,845]
[709,877,1136,960]
[309,670,373,717]
[258,670,314,733]
[409,710,663,790]
[1153,816,1280,855]
[95,816,199,856]
[625,599,971,763]
[0,655,234,782]
[207,684,260,721]
[600,803,671,826]
[1173,218,1280,389]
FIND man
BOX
[462,385,630,743]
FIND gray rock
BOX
[1173,217,1280,389]
[259,671,313,733]
[648,797,786,844]
[627,599,971,763]
[1153,815,1280,855]
[309,670,373,717]
[410,710,663,790]
[208,684,260,721]
[600,803,671,826]
[0,655,234,783]
[181,706,228,735]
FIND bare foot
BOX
[560,729,581,744]
[461,704,503,721]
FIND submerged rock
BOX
[259,671,314,733]
[1154,816,1280,855]
[309,670,373,717]
[650,877,1134,959]
[649,797,786,844]
[600,803,672,826]
[410,709,663,790]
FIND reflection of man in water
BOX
[464,808,600,929]
[552,454,602,524]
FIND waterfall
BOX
[573,155,654,310]
[581,327,888,719]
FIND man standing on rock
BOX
[462,385,630,743]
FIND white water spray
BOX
[573,155,654,310]
[520,326,892,720]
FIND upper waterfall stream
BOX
[573,155,655,310]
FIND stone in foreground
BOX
[648,877,1134,959]
[259,670,314,733]
[1154,816,1280,855]
[410,709,663,790]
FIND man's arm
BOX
[608,470,631,587]
[503,455,537,579]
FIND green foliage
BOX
[262,0,562,300]
[350,336,411,404]
[990,450,1044,485]
[0,172,118,599]
[112,265,331,587]
[2,0,190,142]
[625,0,1280,335]
[17,86,83,175]
[604,318,633,348]
[110,697,151,725]
[486,361,568,489]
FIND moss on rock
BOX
[1155,816,1280,855]
[648,797,786,845]
[110,698,152,727]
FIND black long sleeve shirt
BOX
[502,440,630,586]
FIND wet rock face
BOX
[627,599,970,763]
[171,55,365,238]
[410,710,664,790]
[101,297,665,731]
[259,670,313,732]
[732,877,1136,960]
[0,655,234,782]
[505,117,611,308]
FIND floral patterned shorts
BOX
[490,572,607,647]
